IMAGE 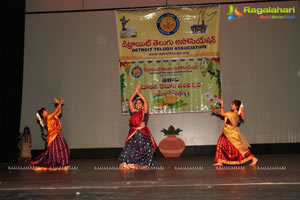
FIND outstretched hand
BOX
[218,99,223,106]
[211,105,217,113]
[211,105,215,111]
[135,84,141,93]
[54,96,64,104]
[211,105,221,115]
[54,97,60,104]
[59,96,64,104]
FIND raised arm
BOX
[129,87,138,113]
[56,107,62,117]
[136,88,148,114]
[211,106,220,114]
[211,99,226,117]
[49,96,64,117]
[217,99,226,117]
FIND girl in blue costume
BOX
[119,84,157,169]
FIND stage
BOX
[1,154,300,199]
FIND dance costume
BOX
[29,115,70,170]
[215,111,253,165]
[119,109,157,168]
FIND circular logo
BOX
[131,66,143,78]
[157,13,180,36]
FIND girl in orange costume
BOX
[29,96,70,170]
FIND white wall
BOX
[220,1,300,143]
[21,1,300,150]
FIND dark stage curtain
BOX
[0,1,25,163]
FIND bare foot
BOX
[249,157,258,166]
[120,162,129,170]
[212,163,223,166]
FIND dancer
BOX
[29,96,70,170]
[119,84,157,169]
[19,127,32,162]
[211,99,258,166]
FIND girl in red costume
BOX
[119,84,157,169]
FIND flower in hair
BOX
[238,103,245,120]
[36,113,45,127]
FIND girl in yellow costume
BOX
[211,99,258,166]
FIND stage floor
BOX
[1,154,300,199]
